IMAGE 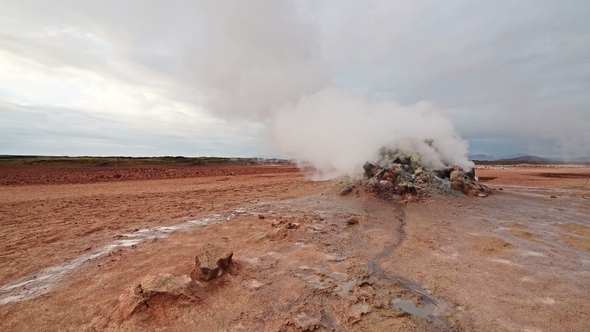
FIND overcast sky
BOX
[1,0,589,158]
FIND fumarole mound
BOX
[340,149,491,200]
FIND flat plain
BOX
[0,161,589,331]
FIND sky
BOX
[1,0,589,159]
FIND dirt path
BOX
[0,164,589,331]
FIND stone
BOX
[367,177,378,187]
[267,227,288,240]
[285,222,300,229]
[258,214,265,219]
[450,169,491,196]
[346,216,359,225]
[339,183,356,195]
[294,313,320,330]
[363,162,378,178]
[450,170,468,192]
[382,170,396,182]
[247,279,263,289]
[350,303,371,319]
[190,244,233,282]
[113,274,201,322]
[466,167,476,180]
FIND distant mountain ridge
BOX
[470,154,590,164]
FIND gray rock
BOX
[363,162,378,178]
[339,183,356,195]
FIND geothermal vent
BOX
[339,148,491,200]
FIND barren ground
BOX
[0,163,589,331]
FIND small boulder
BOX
[363,162,378,178]
[190,244,233,282]
[450,170,467,192]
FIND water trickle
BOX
[0,211,236,306]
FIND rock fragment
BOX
[363,162,378,178]
[346,216,359,225]
[190,244,233,282]
[339,183,356,195]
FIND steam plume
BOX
[193,1,473,177]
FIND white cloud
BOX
[0,0,588,158]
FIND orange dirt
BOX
[0,163,589,331]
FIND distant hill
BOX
[468,154,500,161]
[494,155,559,164]
[0,155,291,166]
[468,153,528,162]
[474,155,590,165]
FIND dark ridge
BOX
[538,173,590,179]
[0,155,291,166]
[474,155,590,165]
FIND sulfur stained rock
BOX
[190,244,233,281]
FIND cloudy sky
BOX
[1,0,589,158]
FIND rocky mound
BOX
[340,150,491,199]
[110,244,233,324]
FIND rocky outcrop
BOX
[340,149,491,199]
[111,244,234,324]
[113,274,201,322]
[190,244,233,281]
[449,167,491,197]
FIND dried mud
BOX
[0,164,589,331]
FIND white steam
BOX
[191,1,474,177]
[271,87,473,178]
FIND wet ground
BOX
[0,164,589,331]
